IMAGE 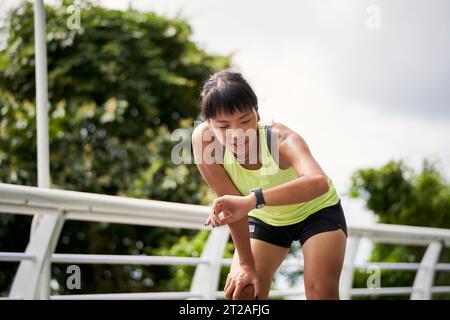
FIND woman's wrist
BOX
[244,193,257,212]
[239,260,256,270]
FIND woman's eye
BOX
[241,120,250,124]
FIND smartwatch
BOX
[250,187,266,209]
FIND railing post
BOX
[9,213,66,299]
[8,0,66,300]
[339,236,361,300]
[411,241,442,300]
[190,227,230,299]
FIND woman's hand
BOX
[224,264,261,300]
[205,194,256,227]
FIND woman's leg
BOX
[302,229,347,300]
[228,238,290,300]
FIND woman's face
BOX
[207,108,259,156]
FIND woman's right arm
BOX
[191,123,256,270]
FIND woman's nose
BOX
[230,129,244,142]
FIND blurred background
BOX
[0,0,449,299]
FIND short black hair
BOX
[200,70,258,120]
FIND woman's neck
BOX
[234,127,262,169]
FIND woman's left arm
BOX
[210,127,330,227]
[259,132,329,206]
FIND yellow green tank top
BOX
[223,122,340,226]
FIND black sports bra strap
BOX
[264,124,272,154]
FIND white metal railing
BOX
[1,182,450,300]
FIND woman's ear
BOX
[252,107,260,122]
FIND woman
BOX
[192,70,347,300]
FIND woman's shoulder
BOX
[268,121,301,144]
[192,121,214,145]
[192,121,222,161]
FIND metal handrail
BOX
[2,253,450,272]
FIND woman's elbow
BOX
[317,175,329,195]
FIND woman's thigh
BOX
[229,238,290,299]
[301,229,347,299]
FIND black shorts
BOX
[248,199,348,248]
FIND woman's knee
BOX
[253,272,273,300]
[305,280,340,300]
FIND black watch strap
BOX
[251,187,266,209]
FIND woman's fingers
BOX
[252,279,261,300]
[217,210,239,226]
[217,214,235,226]
[205,213,215,225]
[224,280,235,300]
[224,274,231,292]
[205,208,220,227]
[205,195,233,227]
[214,198,223,210]
[210,213,219,227]
[206,197,230,227]
[232,282,245,300]
[213,200,225,218]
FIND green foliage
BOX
[153,231,235,292]
[0,0,231,295]
[350,160,450,299]
[350,160,450,227]
[1,1,229,129]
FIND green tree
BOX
[350,160,450,299]
[0,0,231,296]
